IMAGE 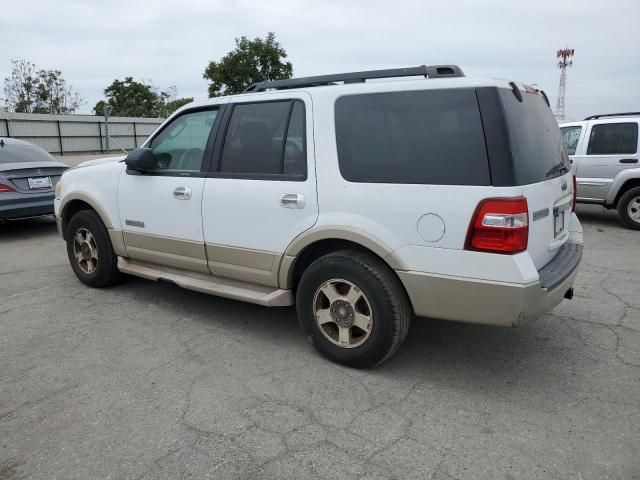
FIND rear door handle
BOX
[280,193,306,209]
[619,158,638,164]
[173,186,192,200]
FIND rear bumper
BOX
[0,192,55,220]
[398,241,583,327]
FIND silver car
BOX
[0,138,68,222]
[560,113,640,229]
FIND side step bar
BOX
[117,257,294,307]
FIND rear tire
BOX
[296,250,411,368]
[617,186,640,230]
[65,210,124,287]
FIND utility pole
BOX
[104,105,111,153]
[556,48,574,121]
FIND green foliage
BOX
[203,32,293,97]
[3,59,83,114]
[93,79,192,118]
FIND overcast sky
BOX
[1,0,638,120]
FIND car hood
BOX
[77,155,126,168]
[0,160,68,172]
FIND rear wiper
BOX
[545,162,570,178]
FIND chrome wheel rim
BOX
[313,279,373,349]
[73,228,99,274]
[627,195,640,223]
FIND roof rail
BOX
[584,112,640,120]
[242,65,464,93]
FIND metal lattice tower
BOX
[555,48,574,120]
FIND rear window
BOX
[0,141,56,163]
[499,90,570,185]
[335,89,490,185]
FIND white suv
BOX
[55,65,583,368]
[560,113,640,229]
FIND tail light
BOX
[0,183,15,193]
[465,197,529,254]
[572,174,577,212]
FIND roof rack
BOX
[242,64,464,93]
[584,112,640,120]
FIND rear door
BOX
[498,88,573,269]
[573,119,639,202]
[201,92,318,287]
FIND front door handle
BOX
[620,158,638,164]
[280,193,306,209]
[173,186,192,200]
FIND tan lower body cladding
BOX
[120,231,280,286]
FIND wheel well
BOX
[290,239,410,303]
[61,200,94,239]
[613,179,640,207]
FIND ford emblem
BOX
[561,179,568,191]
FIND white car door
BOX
[118,106,224,272]
[202,92,318,287]
[574,119,639,202]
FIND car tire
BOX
[296,250,411,368]
[617,186,640,230]
[65,209,124,287]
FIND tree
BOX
[203,32,293,97]
[2,59,83,114]
[93,78,191,118]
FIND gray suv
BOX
[561,113,640,229]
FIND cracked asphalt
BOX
[1,204,639,479]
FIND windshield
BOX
[0,141,57,164]
[499,90,570,185]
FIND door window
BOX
[560,126,582,155]
[219,100,306,179]
[149,109,219,172]
[586,123,638,155]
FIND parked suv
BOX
[55,65,582,368]
[560,113,640,229]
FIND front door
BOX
[574,119,639,202]
[118,106,223,272]
[201,93,318,286]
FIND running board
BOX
[117,257,294,307]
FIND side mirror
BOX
[125,148,155,172]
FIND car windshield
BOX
[0,141,57,164]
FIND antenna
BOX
[555,48,575,120]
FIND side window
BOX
[335,89,490,185]
[149,109,219,172]
[587,123,638,155]
[219,100,306,178]
[560,126,582,155]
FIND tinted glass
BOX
[560,126,582,155]
[335,89,490,185]
[220,101,291,175]
[587,123,638,155]
[150,109,218,171]
[499,90,569,185]
[0,141,57,163]
[283,101,306,176]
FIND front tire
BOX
[617,186,640,230]
[296,250,411,368]
[65,210,123,287]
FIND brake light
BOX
[465,197,529,254]
[0,183,15,193]
[572,174,577,212]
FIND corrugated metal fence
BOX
[0,112,163,155]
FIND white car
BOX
[560,113,640,229]
[55,65,583,368]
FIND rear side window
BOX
[219,100,306,178]
[560,126,582,155]
[586,123,638,155]
[335,89,490,185]
[499,90,569,185]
